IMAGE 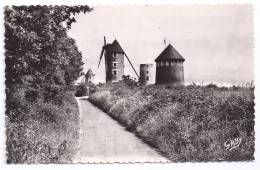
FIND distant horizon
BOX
[68,5,254,85]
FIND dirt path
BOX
[74,98,169,163]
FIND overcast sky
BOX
[68,5,254,85]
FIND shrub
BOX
[89,83,255,162]
[121,75,138,88]
[75,84,89,97]
[206,83,218,89]
[6,91,80,163]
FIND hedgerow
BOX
[89,82,255,161]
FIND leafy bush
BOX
[75,84,89,97]
[206,83,218,89]
[75,82,97,97]
[89,83,255,161]
[6,90,80,163]
[121,75,138,88]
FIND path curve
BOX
[74,98,169,163]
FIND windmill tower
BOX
[139,64,154,85]
[80,68,95,84]
[98,36,139,83]
[85,69,95,83]
[155,44,185,85]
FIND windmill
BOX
[80,69,95,84]
[98,36,139,83]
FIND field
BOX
[89,82,255,161]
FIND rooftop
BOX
[105,39,125,54]
[155,44,185,62]
[86,68,95,77]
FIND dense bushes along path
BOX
[89,83,255,162]
[75,98,169,163]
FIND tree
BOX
[5,5,92,101]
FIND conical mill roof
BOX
[155,44,185,62]
[105,39,125,54]
[86,68,94,77]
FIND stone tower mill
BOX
[85,68,95,83]
[98,36,139,83]
[155,44,185,84]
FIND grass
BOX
[89,82,255,162]
[6,86,80,163]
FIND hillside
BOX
[89,82,255,161]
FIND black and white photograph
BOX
[1,1,258,167]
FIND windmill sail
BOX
[98,47,104,68]
[97,36,107,68]
[124,53,140,79]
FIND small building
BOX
[155,44,185,84]
[85,69,95,83]
[139,64,154,85]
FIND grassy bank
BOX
[89,82,255,161]
[6,87,80,163]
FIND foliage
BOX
[89,84,255,161]
[5,5,92,91]
[6,89,80,163]
[75,84,89,97]
[5,5,92,163]
[75,82,97,97]
[206,83,218,89]
[121,75,138,88]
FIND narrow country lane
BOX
[74,98,169,163]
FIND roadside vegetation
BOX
[5,6,92,163]
[75,82,96,97]
[89,78,255,161]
